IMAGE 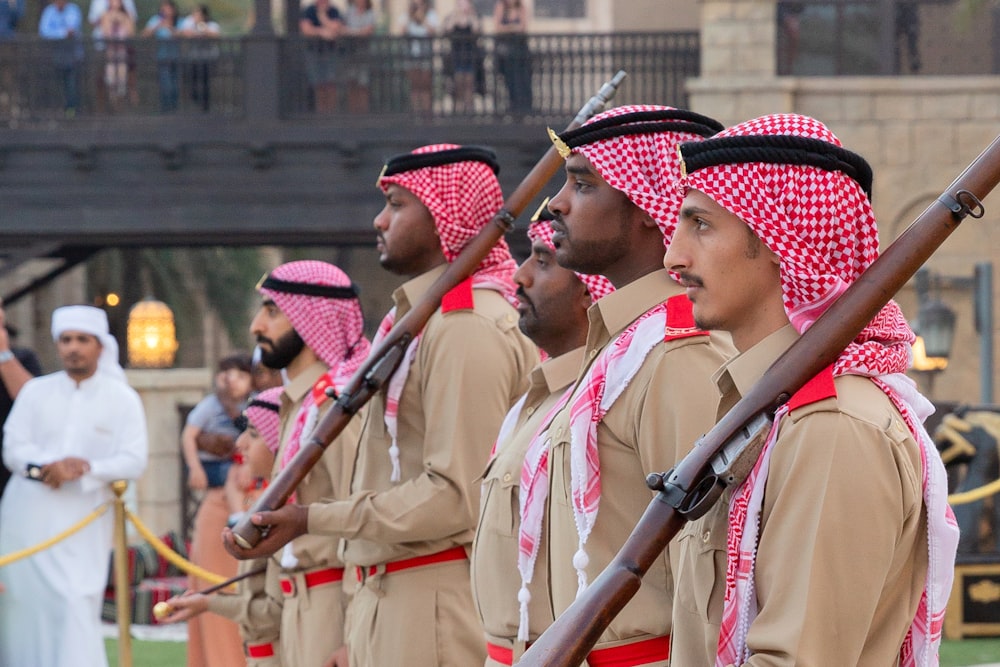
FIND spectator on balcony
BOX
[300,0,344,113]
[97,0,134,111]
[493,0,531,116]
[343,0,376,113]
[443,0,480,114]
[39,0,84,117]
[88,0,137,111]
[399,0,437,114]
[0,0,24,117]
[178,3,219,112]
[141,0,180,112]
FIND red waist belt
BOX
[355,545,468,581]
[279,566,345,596]
[587,635,671,667]
[486,641,530,665]
[246,642,275,658]
[486,635,669,667]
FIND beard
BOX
[257,328,305,370]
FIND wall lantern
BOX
[127,297,178,368]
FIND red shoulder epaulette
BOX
[311,373,336,405]
[786,364,837,412]
[441,277,475,313]
[663,294,710,341]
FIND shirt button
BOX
[555,427,564,437]
[702,531,711,543]
[526,406,535,416]
[589,350,598,359]
[503,473,512,482]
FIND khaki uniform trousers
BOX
[348,557,485,667]
[279,568,347,667]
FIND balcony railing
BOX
[0,32,699,125]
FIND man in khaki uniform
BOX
[231,259,371,667]
[664,113,958,666]
[542,105,732,666]
[230,145,538,667]
[472,213,614,666]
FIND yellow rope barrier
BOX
[949,477,1000,505]
[125,508,228,586]
[0,502,110,568]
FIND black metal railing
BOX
[0,31,699,124]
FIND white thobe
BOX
[0,371,147,667]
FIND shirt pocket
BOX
[673,506,728,623]
[479,456,518,537]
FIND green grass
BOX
[104,637,1000,667]
[105,638,187,667]
[941,638,1000,666]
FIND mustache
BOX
[548,213,567,233]
[255,335,275,348]
[674,272,704,288]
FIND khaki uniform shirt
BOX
[309,264,539,565]
[273,360,361,571]
[547,270,733,656]
[207,557,282,650]
[471,347,584,652]
[670,325,928,667]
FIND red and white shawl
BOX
[489,223,613,640]
[548,104,714,596]
[680,113,959,667]
[375,144,519,481]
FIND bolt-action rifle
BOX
[231,71,629,549]
[517,135,1000,666]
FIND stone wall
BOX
[691,0,1000,405]
[126,368,211,537]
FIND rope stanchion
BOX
[0,501,110,568]
[948,477,1000,505]
[111,481,133,667]
[125,507,229,587]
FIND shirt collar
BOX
[393,264,449,318]
[537,346,585,394]
[714,324,799,400]
[283,360,329,405]
[587,269,682,346]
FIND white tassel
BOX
[573,546,589,598]
[389,442,401,483]
[517,585,531,642]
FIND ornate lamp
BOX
[127,298,178,368]
[917,299,957,361]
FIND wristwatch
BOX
[0,350,13,364]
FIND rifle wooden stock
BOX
[231,71,629,550]
[519,135,1000,666]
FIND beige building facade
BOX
[691,0,998,407]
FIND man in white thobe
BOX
[0,305,148,667]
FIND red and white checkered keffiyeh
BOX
[375,145,520,481]
[258,261,371,480]
[570,104,716,246]
[378,143,518,285]
[680,114,959,667]
[245,386,283,455]
[527,220,615,302]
